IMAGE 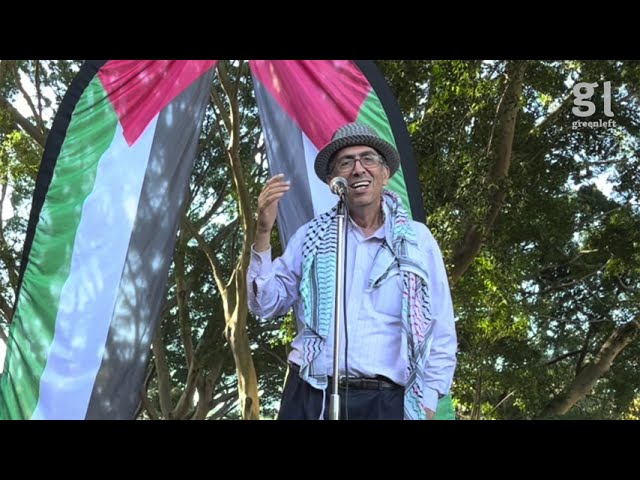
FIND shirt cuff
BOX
[250,244,272,276]
[422,386,440,414]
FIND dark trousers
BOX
[277,366,404,420]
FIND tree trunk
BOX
[215,61,261,418]
[539,319,639,418]
[226,270,259,419]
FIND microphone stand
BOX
[329,195,347,420]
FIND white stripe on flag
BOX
[301,132,339,217]
[32,117,158,420]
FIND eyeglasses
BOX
[332,152,384,173]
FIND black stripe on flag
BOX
[84,67,215,419]
[252,75,316,245]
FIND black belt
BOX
[339,376,401,390]
[288,362,402,391]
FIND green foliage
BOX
[2,60,639,419]
[380,59,640,419]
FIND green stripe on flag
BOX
[356,91,412,219]
[0,77,118,419]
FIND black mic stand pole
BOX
[329,195,347,420]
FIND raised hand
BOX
[254,174,290,252]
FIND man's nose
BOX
[351,158,367,174]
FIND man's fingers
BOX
[259,184,289,204]
[264,177,290,191]
[255,175,289,234]
[265,173,286,186]
[263,185,290,197]
[259,191,287,209]
[257,175,290,220]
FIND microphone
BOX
[330,176,348,198]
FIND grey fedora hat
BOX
[314,122,400,181]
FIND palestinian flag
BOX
[0,60,217,419]
[249,60,455,419]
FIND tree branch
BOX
[529,91,574,136]
[209,390,239,419]
[183,217,230,297]
[191,181,230,231]
[193,299,225,361]
[0,294,13,325]
[485,71,510,158]
[175,230,194,367]
[151,322,173,418]
[256,343,288,367]
[617,275,639,293]
[34,61,46,134]
[171,229,200,419]
[0,95,47,148]
[137,364,160,420]
[13,62,47,137]
[534,265,606,296]
[140,389,160,420]
[575,323,595,375]
[192,357,224,420]
[217,61,255,271]
[0,179,19,288]
[539,318,640,417]
[190,97,225,201]
[451,61,528,283]
[487,390,516,416]
[545,349,586,366]
[0,60,9,86]
[0,178,6,227]
[209,84,231,133]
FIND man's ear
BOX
[382,165,390,186]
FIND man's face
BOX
[327,145,390,209]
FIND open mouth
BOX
[350,180,371,191]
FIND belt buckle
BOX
[339,375,361,389]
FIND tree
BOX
[379,59,640,418]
